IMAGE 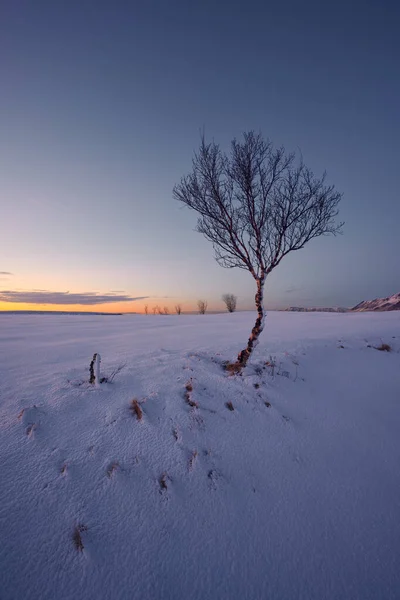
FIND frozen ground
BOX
[0,311,399,600]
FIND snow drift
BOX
[0,311,399,600]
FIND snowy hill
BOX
[286,306,348,312]
[0,311,399,599]
[352,292,400,311]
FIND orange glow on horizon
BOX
[0,301,124,313]
[0,300,205,314]
[0,301,150,314]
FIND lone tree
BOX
[174,132,343,369]
[222,293,237,313]
[175,304,182,315]
[198,299,208,314]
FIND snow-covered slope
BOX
[352,292,400,311]
[0,312,399,600]
[286,306,348,312]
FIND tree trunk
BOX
[237,277,265,367]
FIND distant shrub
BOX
[222,293,237,313]
[197,300,208,314]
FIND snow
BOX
[0,311,400,600]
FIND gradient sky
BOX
[1,0,399,313]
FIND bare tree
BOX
[174,132,342,369]
[198,300,208,314]
[144,305,148,315]
[163,306,170,315]
[175,304,182,315]
[222,293,237,313]
[152,305,159,315]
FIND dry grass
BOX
[17,409,25,420]
[130,398,143,420]
[208,469,217,482]
[265,357,276,377]
[184,391,198,408]
[61,464,67,476]
[106,462,119,478]
[73,524,88,552]
[224,362,243,375]
[374,343,391,352]
[26,423,36,437]
[159,472,168,491]
[188,450,198,470]
[184,380,198,408]
[225,401,234,411]
[107,362,127,383]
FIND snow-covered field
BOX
[1,311,399,600]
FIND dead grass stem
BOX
[184,391,198,408]
[374,343,391,352]
[159,472,168,491]
[106,462,119,478]
[130,399,143,420]
[189,450,198,470]
[73,524,87,552]
[26,423,36,436]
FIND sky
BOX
[1,0,399,313]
